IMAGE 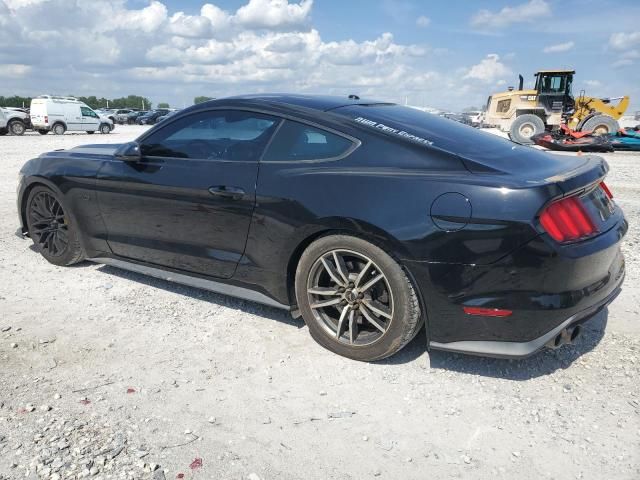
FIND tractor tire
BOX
[508,114,545,144]
[580,115,620,136]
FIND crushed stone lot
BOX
[0,125,638,480]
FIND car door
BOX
[96,109,280,278]
[65,104,84,131]
[80,106,100,131]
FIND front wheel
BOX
[580,115,619,136]
[8,120,25,136]
[100,123,111,134]
[26,186,84,266]
[295,235,422,361]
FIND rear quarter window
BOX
[262,120,354,161]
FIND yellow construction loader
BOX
[484,70,629,143]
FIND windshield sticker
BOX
[353,117,434,146]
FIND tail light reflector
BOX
[600,181,613,199]
[540,195,597,243]
[463,306,512,317]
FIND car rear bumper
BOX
[428,277,622,358]
[404,215,627,358]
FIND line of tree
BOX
[0,94,153,110]
[2,94,215,110]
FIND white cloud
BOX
[543,41,574,53]
[416,16,430,28]
[0,0,528,111]
[234,0,312,30]
[609,31,640,50]
[0,63,31,77]
[471,0,551,29]
[464,54,512,83]
[584,80,601,88]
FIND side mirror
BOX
[115,142,141,162]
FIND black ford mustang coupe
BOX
[17,95,626,361]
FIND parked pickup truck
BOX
[0,107,30,136]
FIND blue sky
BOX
[1,0,639,111]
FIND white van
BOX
[30,96,114,135]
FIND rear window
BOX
[263,120,353,161]
[332,103,520,158]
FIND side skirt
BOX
[90,257,291,311]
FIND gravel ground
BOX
[1,126,639,480]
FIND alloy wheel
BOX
[306,249,394,346]
[28,191,69,257]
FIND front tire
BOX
[295,235,422,361]
[99,123,111,134]
[581,115,619,136]
[509,114,545,144]
[8,120,25,136]
[25,186,84,266]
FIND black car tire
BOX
[100,123,111,134]
[8,120,26,136]
[25,186,84,266]
[0,128,7,136]
[295,234,422,361]
[86,131,95,134]
[52,123,66,135]
[38,129,49,135]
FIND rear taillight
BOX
[600,181,613,199]
[540,195,597,243]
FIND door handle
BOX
[208,186,245,200]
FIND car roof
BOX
[225,94,394,112]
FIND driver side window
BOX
[140,110,279,161]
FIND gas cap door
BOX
[430,192,472,232]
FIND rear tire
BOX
[580,115,619,136]
[38,129,49,135]
[8,120,25,136]
[509,114,545,144]
[86,131,95,134]
[52,123,66,135]
[295,235,422,361]
[25,186,84,266]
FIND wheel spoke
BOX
[354,260,372,288]
[308,287,340,296]
[348,310,358,344]
[360,303,387,333]
[310,297,342,309]
[335,306,349,339]
[362,299,392,319]
[359,273,384,293]
[321,256,346,287]
[333,251,349,284]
